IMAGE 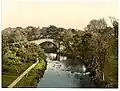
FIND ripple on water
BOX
[37,53,95,87]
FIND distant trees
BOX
[2,26,41,45]
[2,16,118,87]
[84,18,107,33]
[26,26,40,41]
[2,27,27,43]
[39,25,63,39]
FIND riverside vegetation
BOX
[2,17,118,88]
[2,37,47,87]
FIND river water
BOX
[37,53,95,88]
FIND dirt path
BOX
[8,59,39,88]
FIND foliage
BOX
[38,17,118,87]
[2,16,118,87]
[83,17,118,87]
[2,27,46,87]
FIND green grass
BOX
[35,59,46,70]
[2,62,33,87]
[14,75,38,88]
[3,62,32,74]
[2,75,18,88]
[15,68,40,88]
[2,57,47,88]
[13,59,47,88]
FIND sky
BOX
[2,0,118,30]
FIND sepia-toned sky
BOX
[2,0,118,30]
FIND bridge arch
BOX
[29,39,58,53]
[39,41,58,53]
[29,39,56,46]
[39,41,57,48]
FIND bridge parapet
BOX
[9,39,58,49]
[29,39,59,47]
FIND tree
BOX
[26,26,40,41]
[84,17,118,87]
[3,50,20,73]
[85,18,107,34]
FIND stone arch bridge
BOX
[29,39,59,53]
[9,39,59,53]
[29,39,55,46]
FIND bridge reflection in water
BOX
[37,53,96,88]
[28,39,95,87]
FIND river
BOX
[37,53,96,88]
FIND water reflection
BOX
[37,53,95,88]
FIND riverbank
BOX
[2,39,47,88]
[2,57,47,88]
[13,58,47,88]
[36,53,95,87]
[2,62,33,87]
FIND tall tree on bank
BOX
[84,17,118,87]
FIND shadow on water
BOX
[37,53,96,88]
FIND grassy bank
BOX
[2,58,47,88]
[2,62,33,87]
[14,58,47,88]
[2,41,47,88]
